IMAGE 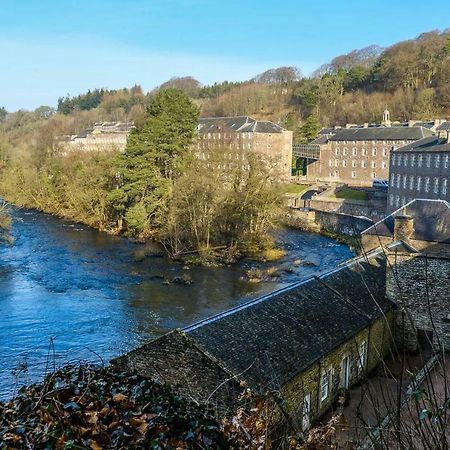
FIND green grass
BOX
[333,187,369,201]
[282,184,311,194]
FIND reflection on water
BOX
[0,208,354,398]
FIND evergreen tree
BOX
[109,89,200,234]
[301,115,321,143]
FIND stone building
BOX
[305,126,433,186]
[113,198,450,432]
[362,199,450,353]
[196,116,293,180]
[62,122,133,152]
[114,250,394,428]
[387,135,450,211]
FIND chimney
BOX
[393,210,414,243]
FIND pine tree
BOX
[109,89,200,235]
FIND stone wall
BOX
[286,208,373,237]
[281,313,393,430]
[386,252,450,352]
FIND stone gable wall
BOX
[386,253,450,352]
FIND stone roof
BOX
[328,127,433,142]
[198,116,284,134]
[186,253,390,389]
[436,121,450,131]
[394,136,450,153]
[309,135,329,145]
[114,251,393,398]
[112,328,242,411]
[362,199,450,244]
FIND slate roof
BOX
[328,127,433,142]
[362,199,450,243]
[309,135,329,145]
[394,136,450,153]
[183,251,391,390]
[198,116,284,134]
[436,121,450,131]
[112,328,242,411]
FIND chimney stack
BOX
[393,210,414,243]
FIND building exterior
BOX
[305,126,433,186]
[62,122,133,152]
[196,116,293,180]
[113,198,450,436]
[114,249,394,428]
[362,199,450,352]
[387,135,450,211]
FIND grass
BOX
[282,183,311,195]
[333,187,369,201]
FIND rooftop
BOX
[198,116,285,134]
[393,135,450,153]
[328,126,433,142]
[114,249,393,396]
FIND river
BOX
[0,207,354,398]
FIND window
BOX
[435,155,441,168]
[443,179,448,195]
[334,170,339,177]
[335,148,340,155]
[357,341,368,373]
[352,171,357,178]
[343,147,348,156]
[362,161,366,168]
[426,154,431,168]
[397,155,402,166]
[409,175,414,190]
[352,147,357,156]
[391,154,396,165]
[372,172,377,179]
[390,173,395,186]
[396,195,400,208]
[417,176,422,192]
[352,160,357,167]
[320,366,333,402]
[396,174,401,188]
[411,154,416,167]
[382,161,387,169]
[342,160,347,167]
[372,148,377,156]
[371,161,376,169]
[418,154,423,167]
[329,160,333,167]
[329,172,333,178]
[389,194,394,206]
[444,155,449,169]
[404,155,409,166]
[403,175,407,189]
[434,178,439,194]
[362,148,367,156]
[383,148,388,157]
[335,159,339,167]
[425,177,430,193]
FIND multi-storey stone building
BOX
[305,126,433,186]
[62,122,133,152]
[196,116,293,180]
[387,134,450,211]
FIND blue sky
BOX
[0,0,448,111]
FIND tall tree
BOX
[109,88,200,235]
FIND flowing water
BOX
[0,207,354,398]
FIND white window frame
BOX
[357,341,368,373]
[320,366,333,402]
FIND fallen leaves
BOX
[0,364,229,449]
